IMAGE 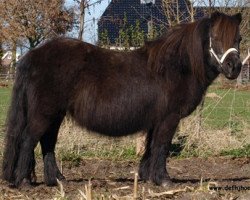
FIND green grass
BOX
[220,144,250,157]
[0,87,12,134]
[202,87,250,130]
[59,145,138,163]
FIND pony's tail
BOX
[2,69,28,183]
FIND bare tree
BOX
[0,0,74,49]
[78,0,86,40]
[74,0,104,41]
[0,30,3,58]
[162,0,199,26]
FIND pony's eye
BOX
[239,36,242,42]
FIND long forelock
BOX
[213,15,239,50]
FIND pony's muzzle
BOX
[223,53,242,79]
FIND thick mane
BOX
[144,18,210,83]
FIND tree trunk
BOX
[78,0,85,41]
[0,40,3,58]
[11,42,17,67]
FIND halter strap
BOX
[209,37,238,66]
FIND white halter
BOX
[209,37,238,66]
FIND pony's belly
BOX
[85,106,149,136]
[85,116,144,137]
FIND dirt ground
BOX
[0,157,250,200]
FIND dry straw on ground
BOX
[54,106,249,158]
[177,114,249,156]
[56,117,139,157]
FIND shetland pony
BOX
[2,12,242,187]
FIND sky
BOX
[66,0,111,44]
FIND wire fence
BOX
[0,73,15,82]
[0,80,249,156]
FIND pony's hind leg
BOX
[14,111,63,187]
[40,114,65,186]
[14,126,40,187]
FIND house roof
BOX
[98,0,204,44]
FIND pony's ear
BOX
[233,13,242,24]
[210,11,221,24]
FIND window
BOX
[140,0,155,4]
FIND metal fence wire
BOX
[0,81,249,156]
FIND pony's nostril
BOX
[226,62,232,68]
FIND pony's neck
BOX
[205,64,220,86]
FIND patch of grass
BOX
[175,148,214,158]
[220,144,250,157]
[0,87,11,121]
[58,145,138,162]
[86,145,138,160]
[203,87,250,130]
[115,145,137,160]
[0,87,12,139]
[60,151,82,167]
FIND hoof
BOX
[31,171,37,183]
[57,177,67,184]
[45,175,66,186]
[44,167,66,186]
[57,173,66,181]
[18,178,33,190]
[161,180,174,188]
[139,174,149,182]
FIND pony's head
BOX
[145,12,242,83]
[209,12,242,79]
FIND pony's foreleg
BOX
[138,129,153,181]
[40,115,65,186]
[147,114,180,186]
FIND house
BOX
[1,51,20,67]
[1,51,13,67]
[0,51,20,80]
[97,0,204,46]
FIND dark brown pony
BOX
[2,12,242,187]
